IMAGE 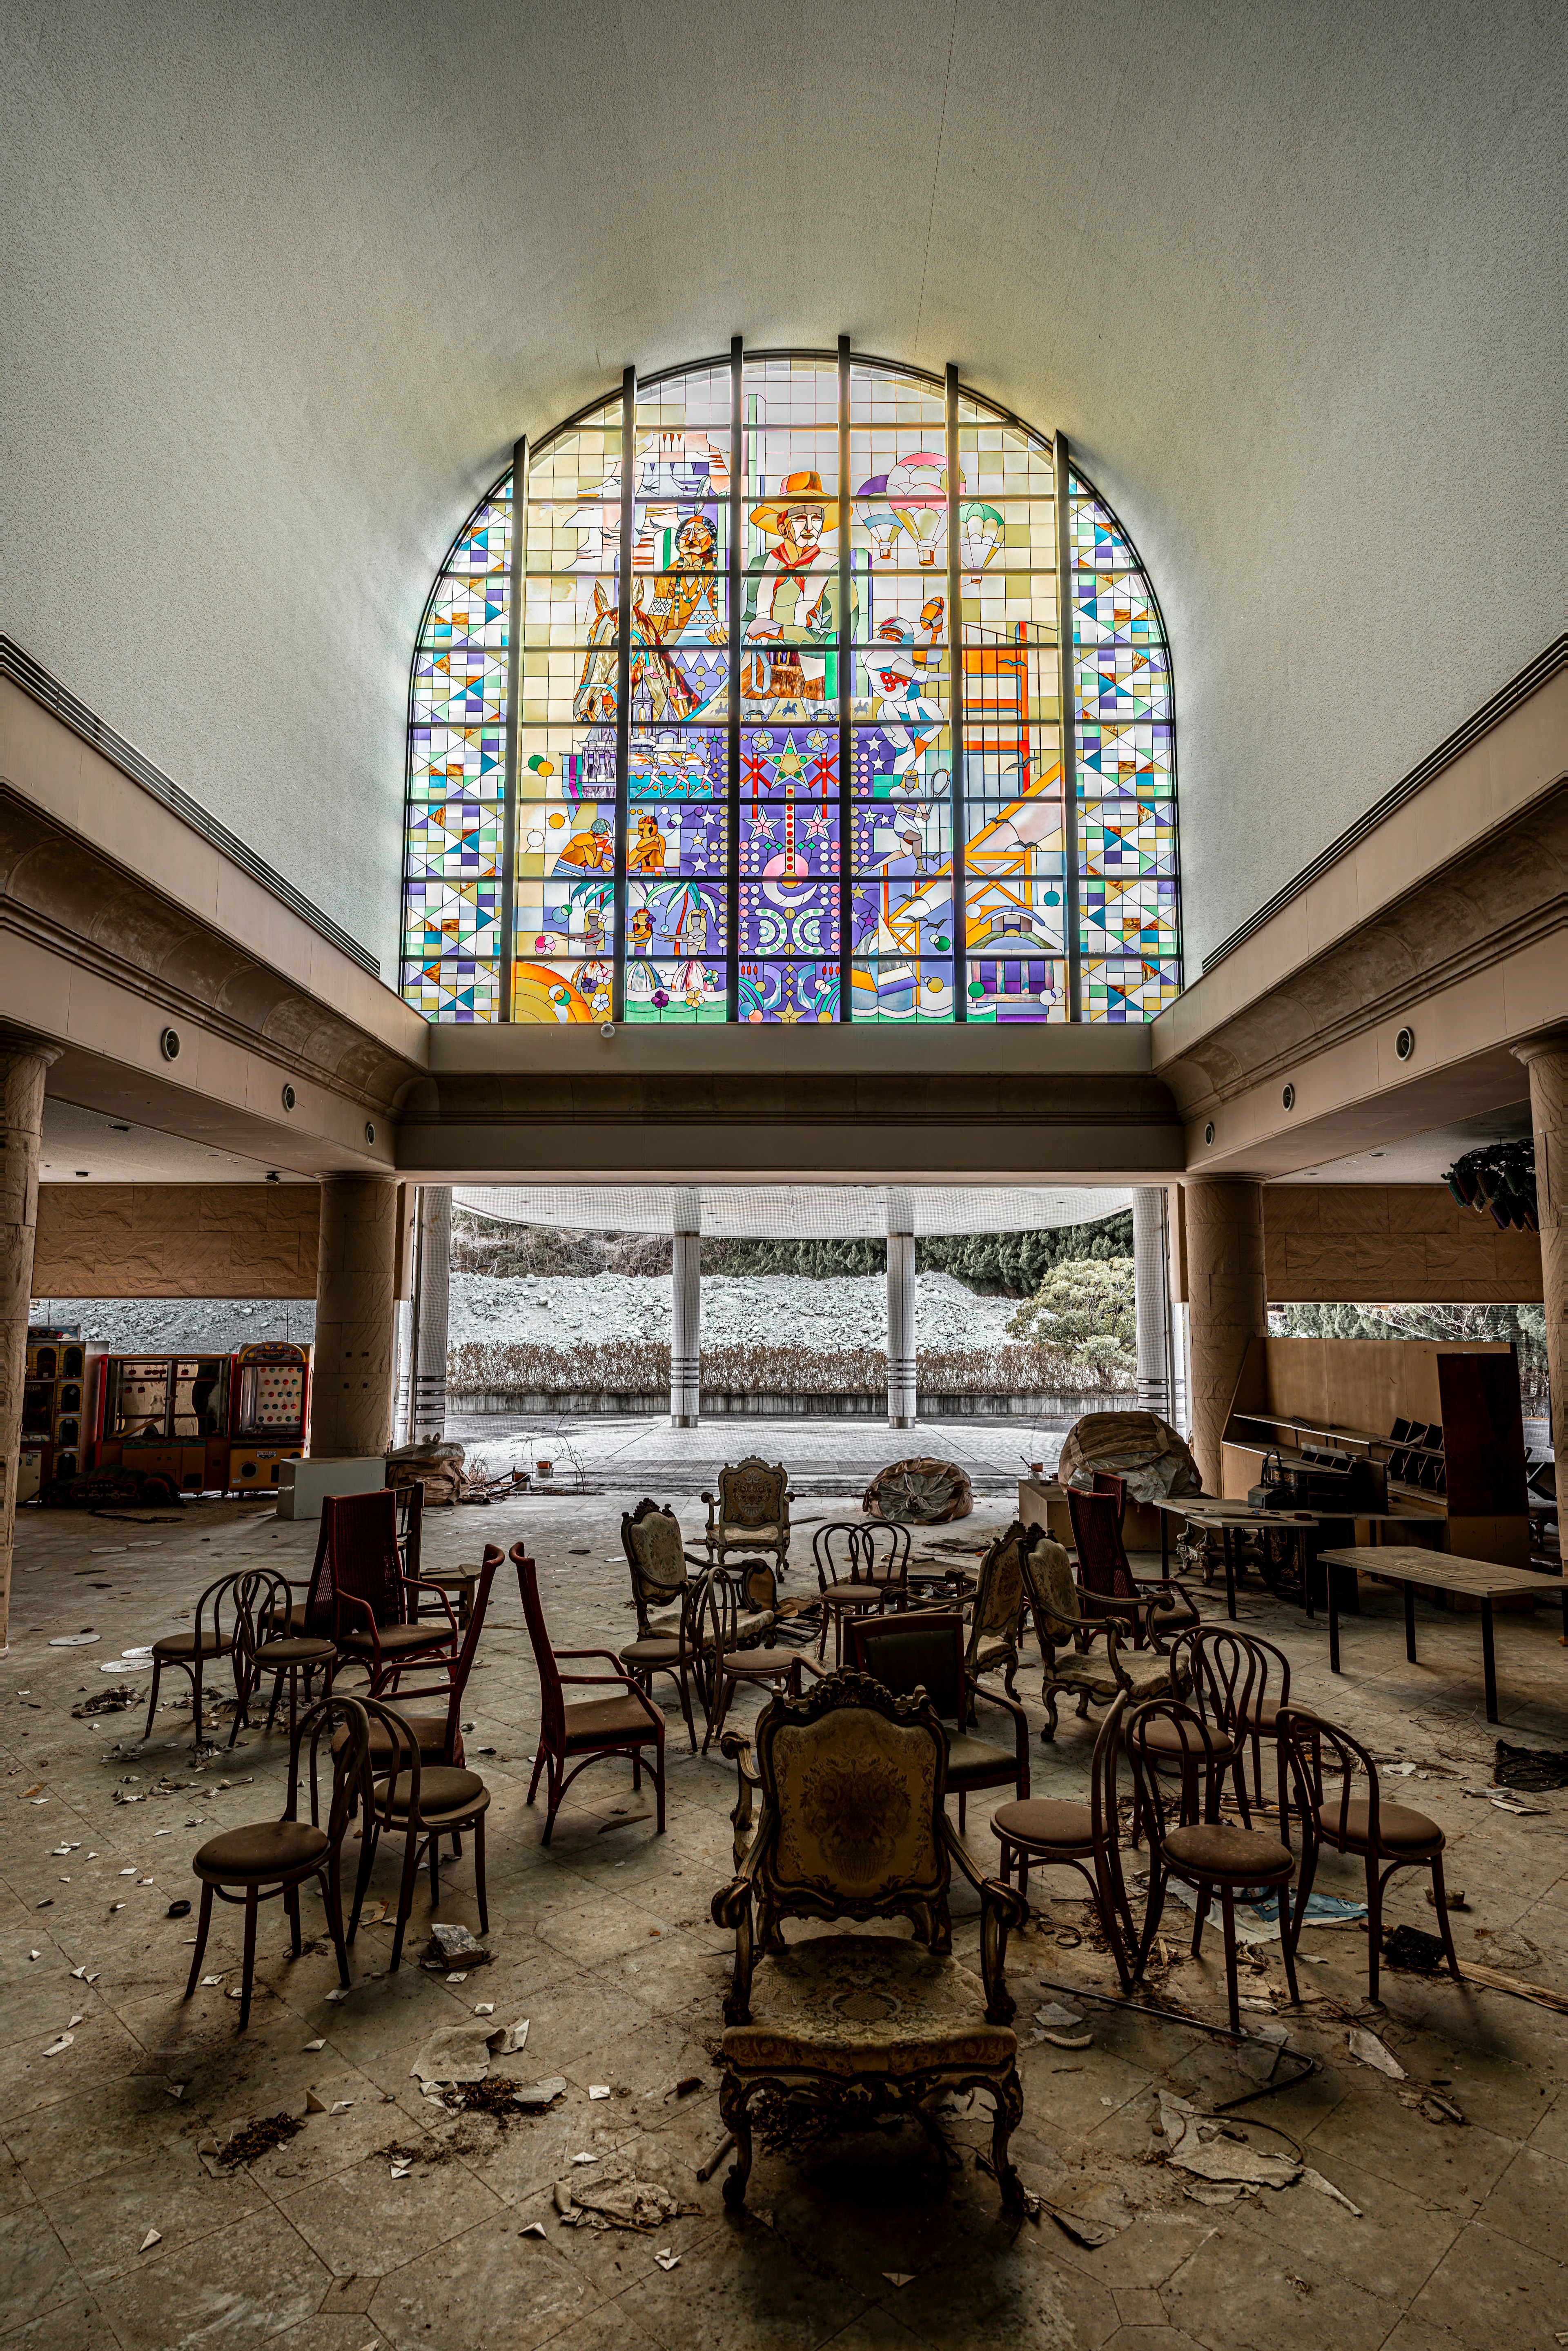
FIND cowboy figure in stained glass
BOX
[742,472,857,710]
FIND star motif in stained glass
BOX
[775,746,807,781]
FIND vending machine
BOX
[22,1328,102,1501]
[229,1340,311,1492]
[91,1353,235,1493]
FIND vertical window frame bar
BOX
[945,363,968,1023]
[1054,429,1084,1019]
[612,365,636,1023]
[499,435,527,1018]
[837,335,853,1021]
[727,335,743,1021]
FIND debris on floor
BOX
[215,2114,304,2166]
[555,2153,700,2233]
[1155,2092,1301,2188]
[1493,1740,1568,1792]
[1031,2001,1093,2049]
[511,2077,569,2113]
[425,1923,490,1967]
[1345,2027,1407,2079]
[411,2021,500,2087]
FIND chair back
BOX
[1018,1533,1082,1644]
[812,1520,910,1593]
[748,1668,952,1938]
[513,1548,565,1752]
[289,1693,375,1850]
[716,1456,789,1531]
[966,1526,1029,1675]
[1091,1470,1129,1531]
[1183,1625,1290,1744]
[849,1610,968,1725]
[704,1560,778,1661]
[229,1568,295,1675]
[304,1490,404,1635]
[381,1546,503,1764]
[394,1480,424,1579]
[184,1569,249,1654]
[621,1498,690,1634]
[1123,1696,1231,1847]
[1067,1487,1137,1602]
[1276,1706,1376,1852]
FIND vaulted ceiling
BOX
[4,0,1563,983]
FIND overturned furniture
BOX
[711,1669,1028,2213]
[862,1455,974,1524]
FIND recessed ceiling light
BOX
[75,1170,89,1178]
[109,1123,129,1132]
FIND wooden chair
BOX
[336,1546,501,1788]
[703,1455,794,1578]
[227,1568,336,1747]
[1181,1623,1294,1817]
[989,1689,1134,1990]
[1123,1695,1301,2033]
[812,1520,911,1663]
[847,1609,1029,1832]
[1027,1536,1188,1741]
[142,1571,248,1743]
[1276,1706,1462,2003]
[711,1669,1029,2213]
[702,1562,793,1754]
[617,1496,712,1747]
[961,1522,1032,1697]
[352,1683,494,1973]
[183,1693,375,2028]
[303,1489,461,1694]
[517,1545,666,1843]
[1068,1484,1199,1644]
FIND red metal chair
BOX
[303,1489,460,1694]
[516,1545,666,1844]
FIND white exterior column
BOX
[1132,1185,1173,1419]
[887,1233,917,1428]
[670,1231,701,1426]
[411,1184,452,1444]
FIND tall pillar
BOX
[1517,1033,1568,1568]
[411,1185,452,1444]
[1131,1186,1173,1419]
[0,1034,59,1651]
[1184,1180,1267,1497]
[670,1232,701,1427]
[311,1176,399,1459]
[887,1234,917,1429]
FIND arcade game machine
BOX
[91,1354,234,1493]
[229,1340,311,1495]
[21,1328,102,1502]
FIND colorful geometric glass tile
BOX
[401,371,1180,1025]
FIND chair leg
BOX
[473,1811,488,1934]
[427,1824,441,1909]
[265,1671,285,1735]
[285,1880,302,1958]
[542,1759,563,1847]
[1365,1856,1383,2003]
[1276,1876,1302,2006]
[719,2076,754,2211]
[1429,1854,1462,1981]
[1092,1855,1134,1994]
[1219,1887,1240,2035]
[322,1861,351,1986]
[1133,1867,1167,1979]
[347,1805,380,1941]
[191,1652,205,1743]
[1190,1886,1209,1960]
[238,1887,258,2030]
[390,1816,421,1971]
[676,1662,697,1755]
[183,1881,214,1999]
[142,1659,163,1744]
[653,1731,666,1835]
[526,1742,547,1805]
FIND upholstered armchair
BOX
[702,1456,795,1577]
[1027,1535,1188,1740]
[711,1670,1029,2215]
[618,1497,713,1745]
[962,1522,1035,1696]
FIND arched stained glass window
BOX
[401,346,1180,1025]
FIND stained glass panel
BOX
[401,361,1180,1025]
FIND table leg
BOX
[1162,1513,1170,1576]
[1301,1529,1314,1620]
[1481,1598,1499,1725]
[1223,1529,1236,1622]
[1328,1570,1341,1674]
[1403,1581,1417,1664]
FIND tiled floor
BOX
[2,1478,1566,2351]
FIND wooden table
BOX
[1150,1499,1439,1620]
[1317,1545,1567,1722]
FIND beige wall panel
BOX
[1261,1185,1541,1302]
[33,1183,318,1297]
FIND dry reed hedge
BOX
[448,1337,1133,1397]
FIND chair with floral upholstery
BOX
[960,1522,1036,1697]
[702,1456,795,1578]
[1027,1535,1188,1741]
[711,1668,1029,2214]
[617,1497,714,1749]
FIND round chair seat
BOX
[154,1630,232,1659]
[385,1765,488,1818]
[1163,1822,1291,1879]
[717,1647,791,1678]
[991,1798,1093,1851]
[195,1819,328,1881]
[620,1636,690,1667]
[337,1621,453,1656]
[254,1637,335,1669]
[820,1587,888,1612]
[333,1711,448,1765]
[1141,1714,1236,1763]
[1238,1699,1283,1730]
[1318,1799,1441,1852]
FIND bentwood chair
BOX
[989,1690,1135,1989]
[517,1546,666,1843]
[1277,1706,1462,2003]
[702,1562,794,1754]
[1124,1695,1301,2033]
[812,1520,911,1662]
[143,1571,249,1743]
[352,1689,494,1972]
[335,1547,501,1789]
[184,1694,375,2028]
[227,1568,336,1747]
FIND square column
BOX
[1517,1035,1568,1568]
[1184,1179,1267,1496]
[1,1034,59,1650]
[312,1176,399,1459]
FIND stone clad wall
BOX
[32,1183,318,1299]
[1262,1185,1541,1304]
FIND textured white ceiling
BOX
[4,1,1564,983]
[456,1183,1133,1236]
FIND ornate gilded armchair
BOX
[711,1671,1029,2214]
[962,1522,1034,1696]
[617,1498,712,1751]
[1026,1535,1188,1740]
[702,1455,794,1577]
